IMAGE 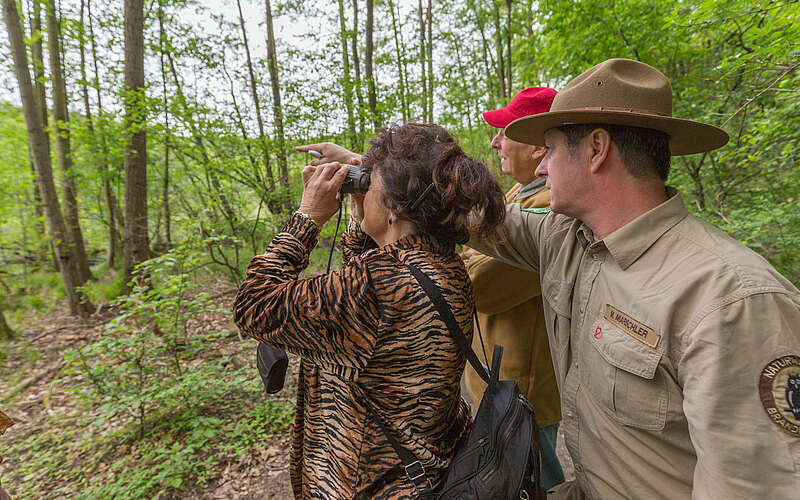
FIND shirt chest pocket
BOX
[582,317,668,431]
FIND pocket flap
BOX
[592,317,663,379]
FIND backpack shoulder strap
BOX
[404,262,490,384]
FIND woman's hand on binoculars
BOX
[296,142,362,166]
[298,162,350,227]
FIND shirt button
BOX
[575,464,584,473]
[567,412,573,418]
[574,362,579,368]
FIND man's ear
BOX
[588,128,612,173]
[530,146,546,161]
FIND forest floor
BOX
[1,278,574,499]
[0,283,294,499]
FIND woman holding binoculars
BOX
[233,123,505,499]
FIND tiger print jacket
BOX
[234,212,473,499]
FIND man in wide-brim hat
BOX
[469,58,800,498]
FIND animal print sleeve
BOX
[342,220,377,266]
[233,213,381,379]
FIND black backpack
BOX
[361,263,546,500]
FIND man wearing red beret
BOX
[462,87,565,490]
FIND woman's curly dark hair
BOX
[361,123,505,248]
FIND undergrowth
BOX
[0,237,296,499]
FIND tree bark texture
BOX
[365,0,378,130]
[426,0,433,121]
[0,303,14,341]
[46,0,93,283]
[337,0,357,149]
[29,0,52,267]
[416,0,428,121]
[157,2,171,249]
[505,0,512,96]
[388,0,408,122]
[265,0,292,212]
[3,0,93,317]
[122,0,150,293]
[492,2,507,100]
[350,0,365,140]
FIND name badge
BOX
[604,304,660,348]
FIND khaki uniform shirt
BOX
[462,183,561,427]
[470,188,800,498]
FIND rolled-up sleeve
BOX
[678,291,800,498]
[233,213,380,379]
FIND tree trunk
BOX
[235,0,278,210]
[364,0,378,130]
[350,0,365,141]
[46,0,94,283]
[264,0,292,212]
[505,0,512,96]
[426,0,433,121]
[79,0,116,267]
[388,0,408,122]
[88,0,122,267]
[157,2,171,249]
[475,8,497,109]
[0,302,14,341]
[451,33,472,130]
[337,0,357,149]
[3,0,94,317]
[416,0,427,121]
[122,0,149,293]
[29,0,52,268]
[492,2,507,100]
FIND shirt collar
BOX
[599,187,689,270]
[515,177,547,200]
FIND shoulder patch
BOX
[759,355,800,437]
[521,208,550,214]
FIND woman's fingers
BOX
[301,165,316,185]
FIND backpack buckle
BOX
[404,460,432,490]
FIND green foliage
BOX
[66,239,229,437]
[2,237,300,498]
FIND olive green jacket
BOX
[462,183,561,427]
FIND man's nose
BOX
[491,131,502,149]
[535,162,547,178]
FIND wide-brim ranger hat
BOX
[505,58,729,155]
[482,87,557,128]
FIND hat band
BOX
[571,106,671,117]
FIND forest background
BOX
[0,0,798,498]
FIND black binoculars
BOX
[340,164,370,195]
